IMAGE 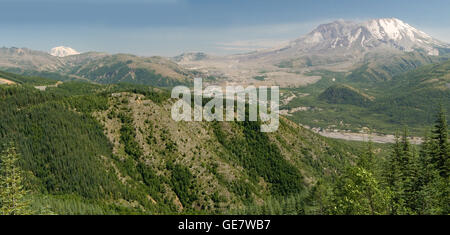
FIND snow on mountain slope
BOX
[176,18,450,86]
[362,18,447,55]
[289,18,448,56]
[50,46,80,57]
[232,18,450,69]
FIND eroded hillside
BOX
[91,90,356,213]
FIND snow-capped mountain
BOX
[291,18,447,55]
[179,18,450,85]
[242,18,450,65]
[50,46,80,57]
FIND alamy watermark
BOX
[171,78,279,132]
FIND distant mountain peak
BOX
[292,18,448,56]
[50,46,80,57]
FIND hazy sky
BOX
[1,0,449,56]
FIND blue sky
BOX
[1,0,449,56]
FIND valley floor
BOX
[309,128,422,144]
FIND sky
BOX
[1,0,449,56]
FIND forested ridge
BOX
[0,71,448,215]
[283,60,450,135]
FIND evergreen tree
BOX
[422,106,450,214]
[417,131,438,213]
[412,108,449,214]
[328,166,388,215]
[325,139,391,215]
[0,145,31,215]
[431,105,449,177]
[384,134,405,214]
[358,140,375,170]
[307,179,331,214]
[418,131,436,185]
[400,129,421,214]
[400,129,413,174]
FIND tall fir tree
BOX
[418,131,436,185]
[0,145,31,215]
[400,129,421,214]
[384,134,404,214]
[415,108,449,214]
[417,131,438,213]
[430,106,449,214]
[358,140,375,170]
[431,105,449,177]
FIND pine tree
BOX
[399,129,421,213]
[431,105,449,177]
[415,108,449,214]
[419,131,436,185]
[400,128,413,174]
[308,179,330,214]
[429,106,449,214]
[417,131,438,213]
[384,134,404,214]
[0,145,31,215]
[358,140,375,170]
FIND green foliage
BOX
[28,194,142,215]
[328,166,389,215]
[65,94,109,113]
[231,194,308,215]
[168,164,198,208]
[431,106,450,177]
[1,69,447,215]
[2,68,77,83]
[213,120,304,197]
[357,140,376,170]
[319,84,372,106]
[346,51,443,83]
[0,84,127,203]
[75,61,189,88]
[107,83,170,104]
[14,103,120,199]
[0,70,57,86]
[308,109,449,215]
[0,145,32,215]
[380,111,449,214]
[46,81,105,96]
[283,60,450,135]
[136,162,163,201]
[118,112,143,160]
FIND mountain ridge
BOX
[0,75,357,213]
[173,18,450,87]
[238,18,449,66]
[0,47,199,87]
[1,18,449,87]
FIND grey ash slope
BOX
[174,18,450,86]
[241,18,449,65]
